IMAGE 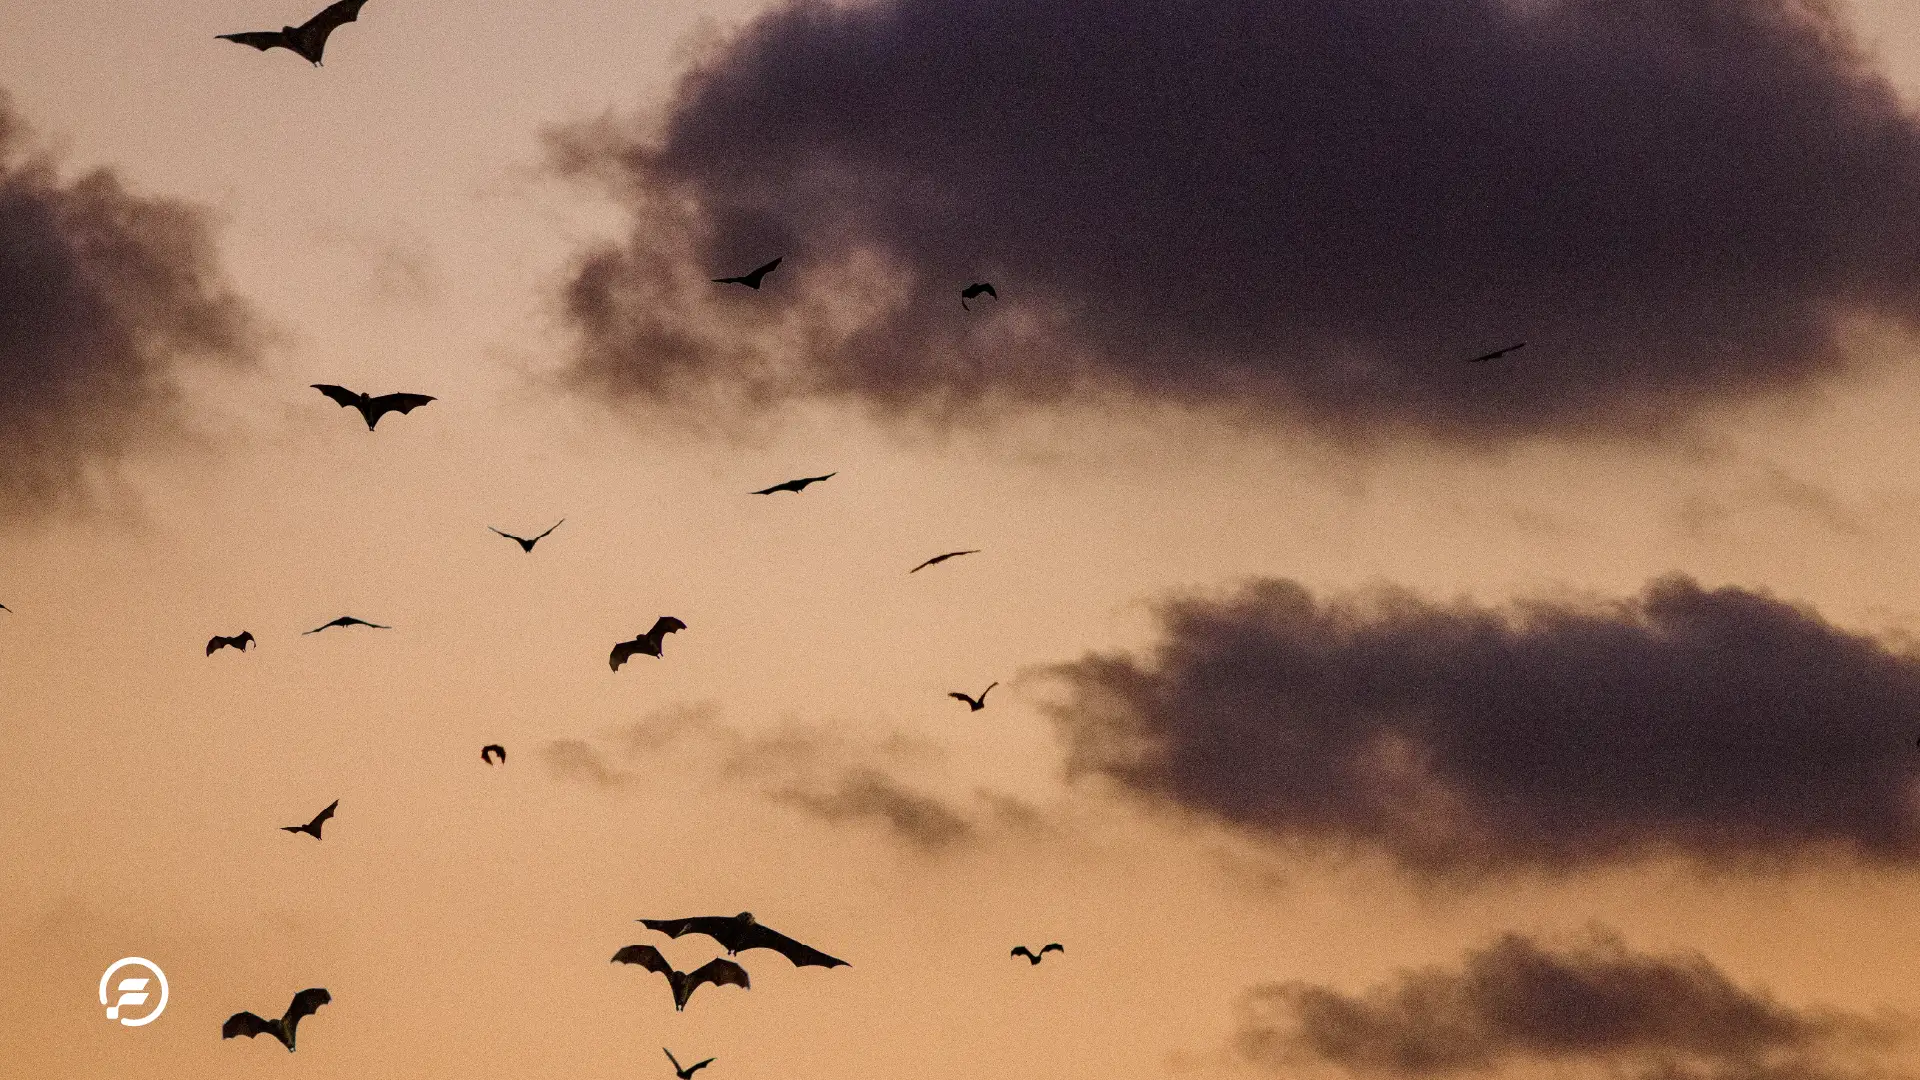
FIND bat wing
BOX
[222,1011,276,1039]
[612,944,674,976]
[948,692,973,703]
[1012,946,1035,960]
[610,638,642,671]
[687,958,751,994]
[739,923,848,968]
[689,1059,716,1074]
[751,257,782,279]
[639,916,740,944]
[752,479,799,494]
[284,987,331,1026]
[217,31,289,51]
[309,799,338,831]
[533,519,564,541]
[311,383,361,408]
[1041,942,1063,954]
[301,0,369,35]
[364,393,435,424]
[648,616,687,640]
[207,636,224,655]
[489,527,527,543]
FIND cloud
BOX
[552,0,1920,445]
[1046,575,1920,880]
[0,89,259,511]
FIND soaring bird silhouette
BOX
[490,520,563,552]
[216,0,367,66]
[311,384,435,430]
[712,257,782,289]
[281,800,338,839]
[611,617,687,670]
[482,744,506,766]
[222,988,331,1051]
[961,282,996,310]
[612,946,749,1011]
[752,473,835,495]
[665,1048,716,1079]
[639,912,848,968]
[304,616,389,634]
[207,632,256,656]
[1021,937,1067,960]
[910,550,980,574]
[1466,342,1525,363]
[948,682,997,711]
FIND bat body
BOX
[304,616,390,634]
[611,616,687,670]
[712,257,782,289]
[639,912,848,968]
[1466,342,1525,363]
[666,1049,716,1079]
[281,799,338,839]
[961,282,996,310]
[612,945,749,1011]
[752,472,835,495]
[949,682,997,711]
[311,384,435,430]
[490,520,563,552]
[207,631,255,655]
[1012,943,1063,964]
[909,550,980,573]
[222,988,331,1051]
[481,744,506,765]
[217,0,368,66]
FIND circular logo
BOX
[100,958,168,1027]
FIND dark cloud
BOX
[552,0,1920,444]
[0,90,258,511]
[1047,575,1920,879]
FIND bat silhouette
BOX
[949,682,997,711]
[207,631,256,655]
[304,616,390,634]
[712,257,782,289]
[910,550,980,573]
[752,473,835,495]
[1011,943,1063,964]
[311,384,435,430]
[281,799,338,839]
[639,912,849,968]
[611,616,687,670]
[961,282,996,310]
[1466,342,1525,363]
[490,520,563,552]
[216,0,368,66]
[665,1048,716,1079]
[222,988,331,1051]
[482,744,505,765]
[611,945,749,1011]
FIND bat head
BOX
[735,911,755,924]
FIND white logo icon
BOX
[100,958,168,1027]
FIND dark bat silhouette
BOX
[281,799,338,839]
[482,744,506,765]
[1466,342,1525,363]
[490,520,564,552]
[1011,943,1063,964]
[949,682,997,711]
[611,945,749,1011]
[639,912,849,968]
[216,0,369,66]
[910,550,980,574]
[611,616,687,670]
[207,631,256,656]
[961,282,996,310]
[311,384,435,430]
[304,616,390,634]
[712,257,782,289]
[752,472,835,495]
[665,1048,716,1079]
[222,988,331,1051]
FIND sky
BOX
[13,0,1920,1077]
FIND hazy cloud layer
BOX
[0,90,258,510]
[1048,575,1920,879]
[554,0,1920,443]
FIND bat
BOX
[1011,943,1063,965]
[909,550,980,573]
[611,945,749,1011]
[1466,342,1525,363]
[665,1049,716,1079]
[489,520,563,552]
[948,682,997,711]
[752,472,835,495]
[482,744,506,765]
[712,257,782,289]
[961,282,996,310]
[281,799,338,839]
[611,617,687,670]
[222,988,331,1051]
[638,912,849,968]
[216,0,369,66]
[207,631,256,655]
[311,384,436,430]
[304,616,390,634]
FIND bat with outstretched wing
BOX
[311,384,435,430]
[489,520,563,552]
[222,987,331,1051]
[1466,342,1525,363]
[281,799,338,839]
[304,616,390,634]
[639,912,848,968]
[612,945,749,1011]
[752,472,835,495]
[909,550,979,574]
[961,282,996,310]
[217,0,369,66]
[665,1048,716,1079]
[611,616,687,670]
[1011,943,1063,964]
[712,257,782,289]
[207,631,255,655]
[949,682,997,711]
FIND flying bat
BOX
[611,945,749,1011]
[665,1048,716,1079]
[611,616,687,670]
[712,257,782,289]
[311,384,435,430]
[216,0,369,66]
[961,282,996,310]
[281,799,338,839]
[207,631,256,655]
[304,616,390,634]
[948,682,997,711]
[482,744,505,765]
[1466,342,1525,363]
[222,988,331,1052]
[490,520,564,552]
[639,912,849,968]
[1011,943,1063,965]
[752,472,835,495]
[909,550,980,574]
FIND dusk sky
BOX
[14,1,1920,1078]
